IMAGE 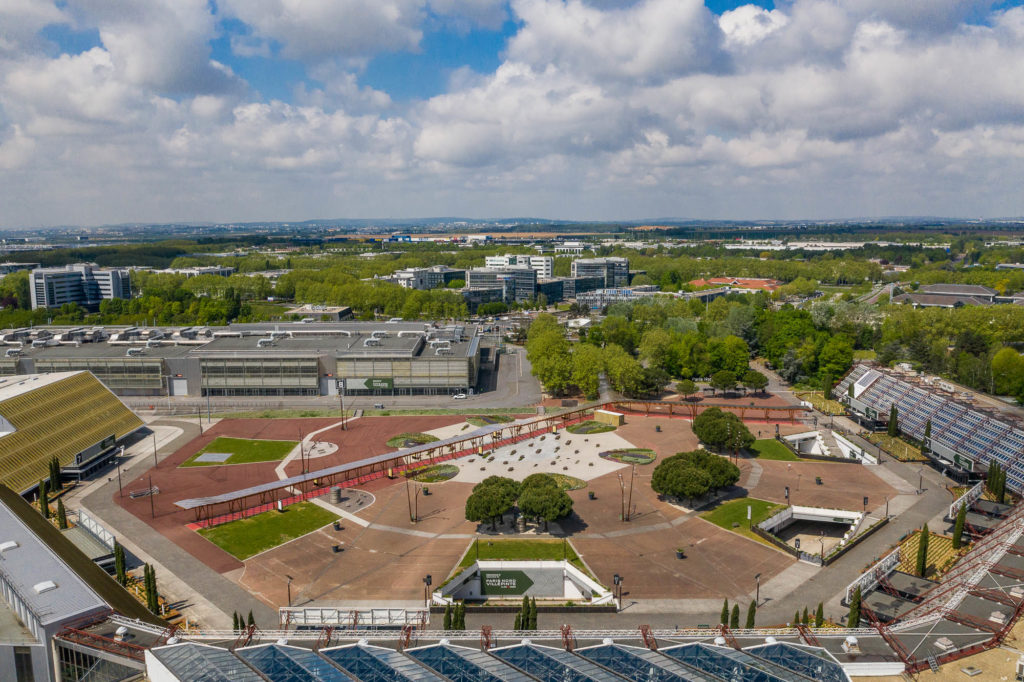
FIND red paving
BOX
[114,415,464,575]
[120,411,898,608]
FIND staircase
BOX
[818,429,842,459]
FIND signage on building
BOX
[953,453,974,472]
[346,378,394,390]
[480,570,534,596]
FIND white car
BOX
[452,393,467,400]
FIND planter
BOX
[588,491,596,500]
[423,487,430,496]
[675,549,686,559]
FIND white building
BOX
[29,264,131,310]
[484,254,553,278]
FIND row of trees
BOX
[464,474,574,531]
[514,596,538,631]
[987,461,1008,504]
[651,448,741,504]
[719,598,758,628]
[442,602,467,630]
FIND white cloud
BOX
[218,0,424,61]
[0,0,65,57]
[719,5,788,48]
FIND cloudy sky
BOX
[1,0,1023,227]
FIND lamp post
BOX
[754,573,761,606]
[116,449,124,498]
[617,474,626,522]
[337,379,346,430]
[613,574,622,611]
[286,574,293,607]
[423,575,432,608]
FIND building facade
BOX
[29,264,131,310]
[571,257,629,288]
[484,255,553,278]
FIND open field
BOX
[198,502,339,560]
[897,530,963,579]
[866,433,928,462]
[794,391,844,415]
[181,436,297,467]
[750,439,800,461]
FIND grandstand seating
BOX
[0,372,143,494]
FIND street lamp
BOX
[754,573,761,606]
[423,575,432,608]
[286,574,293,607]
[613,574,623,610]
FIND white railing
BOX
[278,606,429,628]
[76,508,116,551]
[844,547,900,603]
[948,481,984,520]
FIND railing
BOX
[76,508,116,551]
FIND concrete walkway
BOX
[78,418,278,629]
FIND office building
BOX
[467,267,538,303]
[571,257,629,287]
[392,266,466,290]
[484,255,553,279]
[29,264,131,310]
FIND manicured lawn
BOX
[750,439,800,461]
[181,436,298,467]
[567,420,616,434]
[702,497,783,531]
[197,502,339,560]
[404,464,459,482]
[466,415,514,427]
[454,538,590,577]
[599,448,656,465]
[386,432,440,448]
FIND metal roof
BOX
[743,642,850,682]
[237,643,349,682]
[321,643,442,681]
[661,643,814,682]
[0,495,107,627]
[407,643,534,682]
[576,642,718,681]
[150,642,264,682]
[491,642,623,682]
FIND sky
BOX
[1,1,1024,228]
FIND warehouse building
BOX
[0,322,482,399]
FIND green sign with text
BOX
[480,571,534,596]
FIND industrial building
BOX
[29,264,131,310]
[0,322,483,399]
[836,365,1024,491]
[571,257,630,287]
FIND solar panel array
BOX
[838,365,1024,492]
[152,641,850,682]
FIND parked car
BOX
[452,393,467,400]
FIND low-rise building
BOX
[485,254,553,278]
[892,284,999,308]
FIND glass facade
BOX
[35,358,164,393]
[56,643,141,682]
[201,357,320,396]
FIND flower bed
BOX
[567,420,616,434]
[404,464,459,483]
[599,448,656,465]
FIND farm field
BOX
[180,436,297,467]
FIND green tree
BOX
[443,604,452,630]
[114,542,127,586]
[514,612,522,631]
[49,456,61,489]
[247,610,254,628]
[721,599,729,625]
[921,420,931,456]
[953,503,966,550]
[676,379,697,400]
[742,370,768,395]
[916,525,930,577]
[529,597,538,630]
[38,479,49,519]
[802,607,809,625]
[992,347,1024,396]
[570,343,604,399]
[518,475,573,530]
[887,404,899,437]
[56,498,68,530]
[746,600,756,628]
[793,610,801,627]
[730,604,740,629]
[815,602,824,627]
[710,370,737,395]
[848,587,862,628]
[692,409,754,452]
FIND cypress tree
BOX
[745,600,756,629]
[50,457,61,489]
[916,525,930,577]
[921,420,931,455]
[247,610,255,628]
[997,468,1007,504]
[461,602,468,630]
[987,461,997,493]
[887,405,899,437]
[815,602,824,628]
[38,479,49,518]
[822,373,833,400]
[57,498,68,529]
[953,504,967,550]
[721,599,729,625]
[149,565,160,613]
[114,543,127,586]
[793,610,800,627]
[848,587,862,628]
[233,612,240,632]
[802,607,809,625]
[443,604,452,630]
[514,612,522,630]
[730,604,740,629]
[529,597,538,630]
[848,383,854,399]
